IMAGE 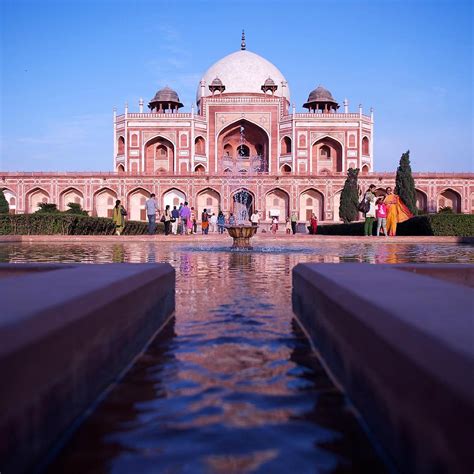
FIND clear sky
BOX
[1,0,472,172]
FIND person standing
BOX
[112,199,126,235]
[171,205,179,234]
[375,198,387,236]
[163,204,171,236]
[250,210,260,226]
[285,217,291,234]
[145,193,158,235]
[210,213,218,232]
[179,201,191,235]
[384,187,413,236]
[190,207,197,234]
[228,213,236,226]
[310,213,318,235]
[217,211,225,234]
[363,185,377,236]
[201,208,209,234]
[290,211,298,235]
[271,216,278,234]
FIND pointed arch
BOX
[299,188,325,221]
[143,134,176,174]
[311,135,344,173]
[438,187,461,213]
[26,187,50,213]
[117,136,125,155]
[361,164,370,175]
[2,188,17,214]
[281,136,292,154]
[362,136,370,156]
[194,164,206,174]
[197,187,221,217]
[93,187,118,218]
[59,187,84,211]
[265,187,290,221]
[280,164,292,174]
[162,187,186,210]
[415,188,428,213]
[231,188,255,221]
[117,163,125,174]
[195,136,206,155]
[127,187,151,221]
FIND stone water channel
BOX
[2,241,473,473]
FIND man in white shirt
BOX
[250,210,260,226]
[209,213,218,232]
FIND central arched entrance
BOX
[217,120,269,173]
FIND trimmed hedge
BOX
[317,214,474,237]
[0,214,165,235]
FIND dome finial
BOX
[241,29,246,50]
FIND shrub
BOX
[35,203,60,213]
[395,150,417,215]
[65,202,89,215]
[0,214,165,235]
[0,189,9,214]
[339,168,360,223]
[317,214,474,237]
[437,206,453,214]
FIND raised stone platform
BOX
[292,263,474,473]
[0,263,175,474]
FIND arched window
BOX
[362,137,369,155]
[130,134,138,147]
[195,164,205,174]
[320,145,331,158]
[157,145,168,158]
[117,136,125,155]
[224,144,233,157]
[195,137,205,155]
[237,144,250,157]
[281,164,291,173]
[117,164,125,174]
[282,137,292,154]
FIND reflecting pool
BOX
[2,241,472,473]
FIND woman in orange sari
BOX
[383,187,413,236]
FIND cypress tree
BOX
[0,189,9,214]
[339,168,360,223]
[395,150,417,215]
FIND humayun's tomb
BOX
[2,33,473,222]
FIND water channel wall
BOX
[292,263,474,474]
[0,263,175,474]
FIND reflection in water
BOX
[1,241,472,473]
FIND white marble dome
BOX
[197,50,290,104]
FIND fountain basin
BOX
[225,225,258,248]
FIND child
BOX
[271,216,278,234]
[376,197,387,236]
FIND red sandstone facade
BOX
[2,37,473,221]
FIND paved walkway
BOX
[1,234,472,244]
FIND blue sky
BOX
[1,0,472,172]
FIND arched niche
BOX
[197,188,221,218]
[144,136,175,174]
[265,188,289,221]
[128,188,150,221]
[162,188,186,211]
[299,188,324,221]
[94,188,117,218]
[60,188,84,211]
[312,137,343,173]
[27,188,50,213]
[438,188,461,213]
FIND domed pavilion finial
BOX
[241,29,246,50]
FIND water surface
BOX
[2,241,472,473]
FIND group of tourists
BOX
[361,185,412,236]
[111,188,412,237]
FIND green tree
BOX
[65,202,88,215]
[395,150,417,215]
[339,168,360,223]
[0,189,9,214]
[35,202,60,213]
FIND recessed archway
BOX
[231,188,255,222]
[2,188,17,214]
[60,187,84,211]
[197,188,221,218]
[217,120,269,173]
[299,188,324,221]
[144,136,175,174]
[94,188,117,218]
[128,188,150,221]
[162,188,186,211]
[312,137,343,173]
[26,187,50,213]
[265,188,289,221]
[438,188,461,213]
[415,189,428,213]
